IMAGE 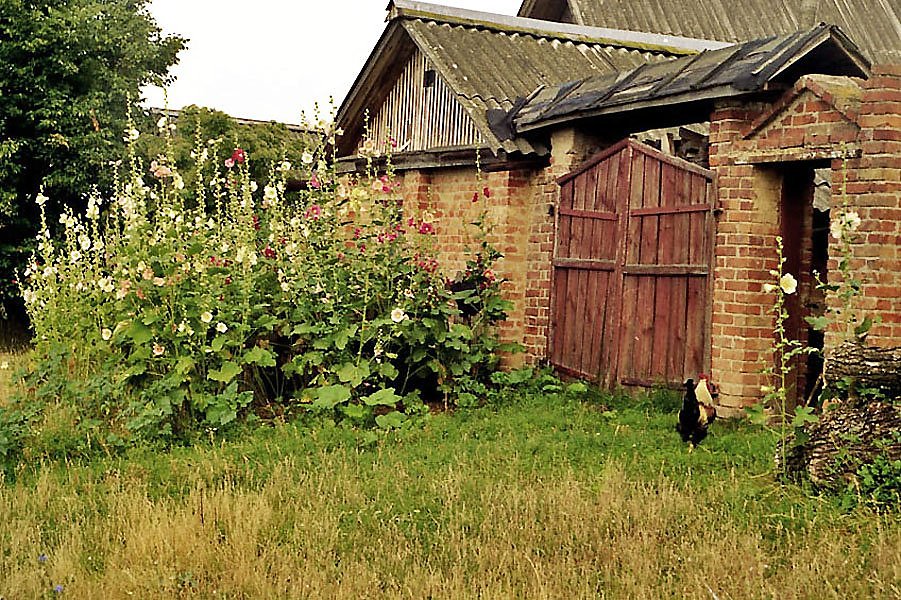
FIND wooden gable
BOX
[361,48,483,154]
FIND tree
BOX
[138,105,317,202]
[0,0,185,319]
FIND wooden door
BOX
[550,139,715,388]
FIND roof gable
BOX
[336,0,723,157]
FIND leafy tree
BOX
[138,105,317,202]
[0,0,185,319]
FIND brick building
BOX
[337,1,900,414]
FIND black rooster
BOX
[677,377,717,449]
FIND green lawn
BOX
[0,362,898,598]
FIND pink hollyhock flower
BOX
[353,227,362,239]
[419,222,434,235]
[305,204,322,220]
[309,172,321,189]
[224,158,235,169]
[231,148,245,164]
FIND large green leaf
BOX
[243,346,276,368]
[375,411,406,430]
[208,361,242,383]
[363,388,401,407]
[312,384,351,410]
[336,362,370,387]
[126,321,153,345]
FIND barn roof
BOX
[336,0,726,159]
[511,24,870,133]
[517,0,901,65]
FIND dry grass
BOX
[0,435,898,599]
[0,349,29,404]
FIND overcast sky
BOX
[143,1,523,125]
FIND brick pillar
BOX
[830,64,901,345]
[708,101,778,415]
[522,128,604,363]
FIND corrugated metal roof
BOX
[338,1,726,158]
[513,24,871,132]
[518,0,900,64]
[401,16,684,152]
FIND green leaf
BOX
[312,384,351,410]
[565,382,589,395]
[506,367,534,385]
[211,335,227,352]
[744,402,769,427]
[336,362,370,387]
[127,321,153,345]
[375,411,406,430]
[174,356,195,376]
[854,316,874,340]
[243,346,276,368]
[341,404,368,420]
[208,361,242,383]
[791,406,819,428]
[804,315,829,331]
[363,387,401,407]
[378,362,399,380]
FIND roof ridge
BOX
[387,0,731,55]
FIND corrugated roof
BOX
[513,24,870,133]
[518,0,901,64]
[400,16,687,153]
[337,1,726,158]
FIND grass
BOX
[0,371,898,598]
[0,348,29,402]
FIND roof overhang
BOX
[511,24,871,135]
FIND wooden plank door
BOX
[550,139,715,388]
[550,141,629,380]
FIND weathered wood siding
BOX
[550,139,716,387]
[363,49,483,153]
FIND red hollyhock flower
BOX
[483,186,491,198]
[263,246,277,259]
[231,148,245,164]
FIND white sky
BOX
[143,1,523,125]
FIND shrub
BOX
[9,121,513,454]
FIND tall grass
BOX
[0,391,898,598]
[0,349,28,403]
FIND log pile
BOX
[783,342,901,491]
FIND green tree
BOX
[138,105,316,202]
[0,0,185,319]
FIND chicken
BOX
[677,376,717,448]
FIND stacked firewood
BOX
[782,342,901,491]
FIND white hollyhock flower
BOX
[200,311,213,323]
[216,322,228,333]
[390,308,407,323]
[779,273,798,295]
[101,328,112,341]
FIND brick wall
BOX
[395,129,602,365]
[396,166,534,364]
[709,69,901,414]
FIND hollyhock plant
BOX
[13,120,513,457]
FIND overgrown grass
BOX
[0,384,898,598]
[0,349,29,402]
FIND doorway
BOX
[779,163,830,408]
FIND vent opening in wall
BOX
[423,69,436,88]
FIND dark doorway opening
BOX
[779,162,830,408]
